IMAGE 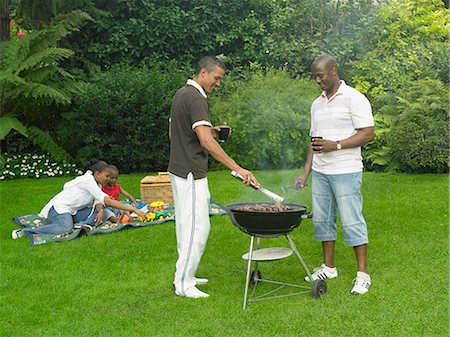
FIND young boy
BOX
[102,165,138,222]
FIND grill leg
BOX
[243,235,255,310]
[253,237,261,276]
[286,234,313,280]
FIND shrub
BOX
[387,79,449,173]
[210,69,320,170]
[366,78,449,173]
[58,64,187,173]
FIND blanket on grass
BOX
[13,201,228,246]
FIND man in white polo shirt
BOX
[295,54,374,295]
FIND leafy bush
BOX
[0,153,83,180]
[366,79,449,173]
[388,79,449,173]
[210,69,320,170]
[58,64,186,173]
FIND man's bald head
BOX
[311,54,340,96]
[311,54,338,72]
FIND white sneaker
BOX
[304,263,338,282]
[175,286,209,298]
[11,229,24,240]
[351,272,371,295]
[194,277,208,285]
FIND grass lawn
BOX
[0,170,448,337]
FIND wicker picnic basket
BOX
[140,172,173,204]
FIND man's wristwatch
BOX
[336,141,342,150]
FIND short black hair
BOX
[109,165,119,174]
[196,56,226,74]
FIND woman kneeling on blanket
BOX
[11,159,147,239]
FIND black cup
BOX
[219,126,231,141]
[310,136,323,142]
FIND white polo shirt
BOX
[40,171,107,218]
[310,81,374,174]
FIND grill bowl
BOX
[227,202,308,237]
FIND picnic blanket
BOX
[13,201,228,246]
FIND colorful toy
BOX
[119,213,131,223]
[137,201,170,222]
[150,201,169,220]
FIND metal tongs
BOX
[231,171,284,204]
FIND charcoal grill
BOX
[227,202,327,309]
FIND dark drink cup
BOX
[219,126,231,141]
[310,136,323,142]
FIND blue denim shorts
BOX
[312,170,368,247]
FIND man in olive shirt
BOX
[168,56,258,298]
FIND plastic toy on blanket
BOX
[132,201,171,222]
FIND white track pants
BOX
[170,173,211,295]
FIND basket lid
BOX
[141,172,170,184]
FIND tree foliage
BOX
[350,0,449,98]
[16,0,99,29]
[264,0,378,78]
[3,0,449,174]
[66,0,276,70]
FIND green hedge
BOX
[210,69,320,170]
[58,64,186,173]
[388,79,449,173]
[366,78,449,173]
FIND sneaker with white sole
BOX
[304,263,338,282]
[11,229,25,240]
[175,286,209,299]
[351,271,371,295]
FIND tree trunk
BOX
[0,0,11,41]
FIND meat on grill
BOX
[233,204,292,212]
